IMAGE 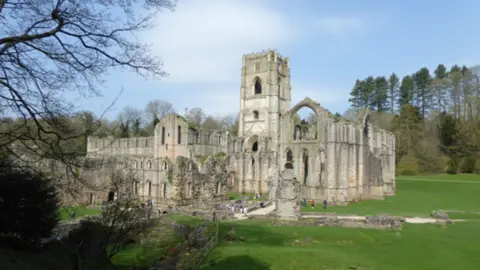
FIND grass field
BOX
[57,205,101,221]
[201,174,480,270]
[3,174,480,269]
[301,174,480,217]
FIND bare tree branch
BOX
[0,0,176,190]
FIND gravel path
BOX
[234,203,276,220]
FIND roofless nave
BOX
[84,49,396,207]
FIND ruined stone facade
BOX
[85,50,396,206]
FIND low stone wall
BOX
[248,214,404,230]
[170,207,235,221]
[271,215,403,230]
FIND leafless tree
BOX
[202,115,218,132]
[185,107,205,129]
[0,0,176,170]
[145,99,175,122]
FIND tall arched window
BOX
[254,78,262,94]
[252,141,258,152]
[177,125,181,144]
[161,126,165,145]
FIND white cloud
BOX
[124,1,372,117]
[143,0,370,84]
[147,0,295,83]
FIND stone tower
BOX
[238,50,291,148]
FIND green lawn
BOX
[302,174,480,217]
[200,174,480,270]
[111,219,184,268]
[202,219,480,270]
[227,192,268,202]
[58,205,101,221]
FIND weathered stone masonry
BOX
[82,49,396,207]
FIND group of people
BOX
[227,203,249,216]
[302,198,328,209]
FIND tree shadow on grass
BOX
[217,221,287,246]
[201,255,270,270]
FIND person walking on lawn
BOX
[311,199,315,209]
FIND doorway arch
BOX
[107,191,115,202]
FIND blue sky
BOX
[75,0,480,120]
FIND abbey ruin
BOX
[84,50,396,208]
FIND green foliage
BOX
[397,152,420,175]
[475,159,480,174]
[214,152,226,157]
[0,158,60,249]
[64,220,110,266]
[152,115,160,129]
[445,158,458,174]
[459,156,477,173]
[197,155,209,165]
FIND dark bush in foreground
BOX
[0,158,60,249]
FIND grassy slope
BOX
[302,174,480,217]
[203,219,480,270]
[202,174,480,270]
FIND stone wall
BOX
[271,215,403,230]
[79,50,396,209]
[275,169,301,220]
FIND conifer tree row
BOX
[348,64,480,175]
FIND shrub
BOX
[0,158,60,249]
[397,153,420,175]
[64,220,109,266]
[445,158,458,174]
[459,156,477,173]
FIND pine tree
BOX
[373,76,389,112]
[363,76,376,110]
[348,79,364,111]
[388,73,400,114]
[399,75,414,107]
[413,67,432,119]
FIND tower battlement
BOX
[243,49,282,59]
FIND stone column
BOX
[339,123,348,204]
[347,124,357,201]
[357,126,364,198]
[326,121,336,202]
[239,153,245,193]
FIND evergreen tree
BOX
[413,67,432,119]
[373,76,389,112]
[0,158,60,249]
[388,73,400,114]
[363,76,376,110]
[399,75,414,107]
[348,80,364,111]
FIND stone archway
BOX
[245,135,259,152]
[162,183,167,198]
[107,191,115,202]
[289,97,321,116]
[300,149,309,184]
[288,98,321,142]
[316,149,326,187]
[227,173,235,187]
[285,148,293,169]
